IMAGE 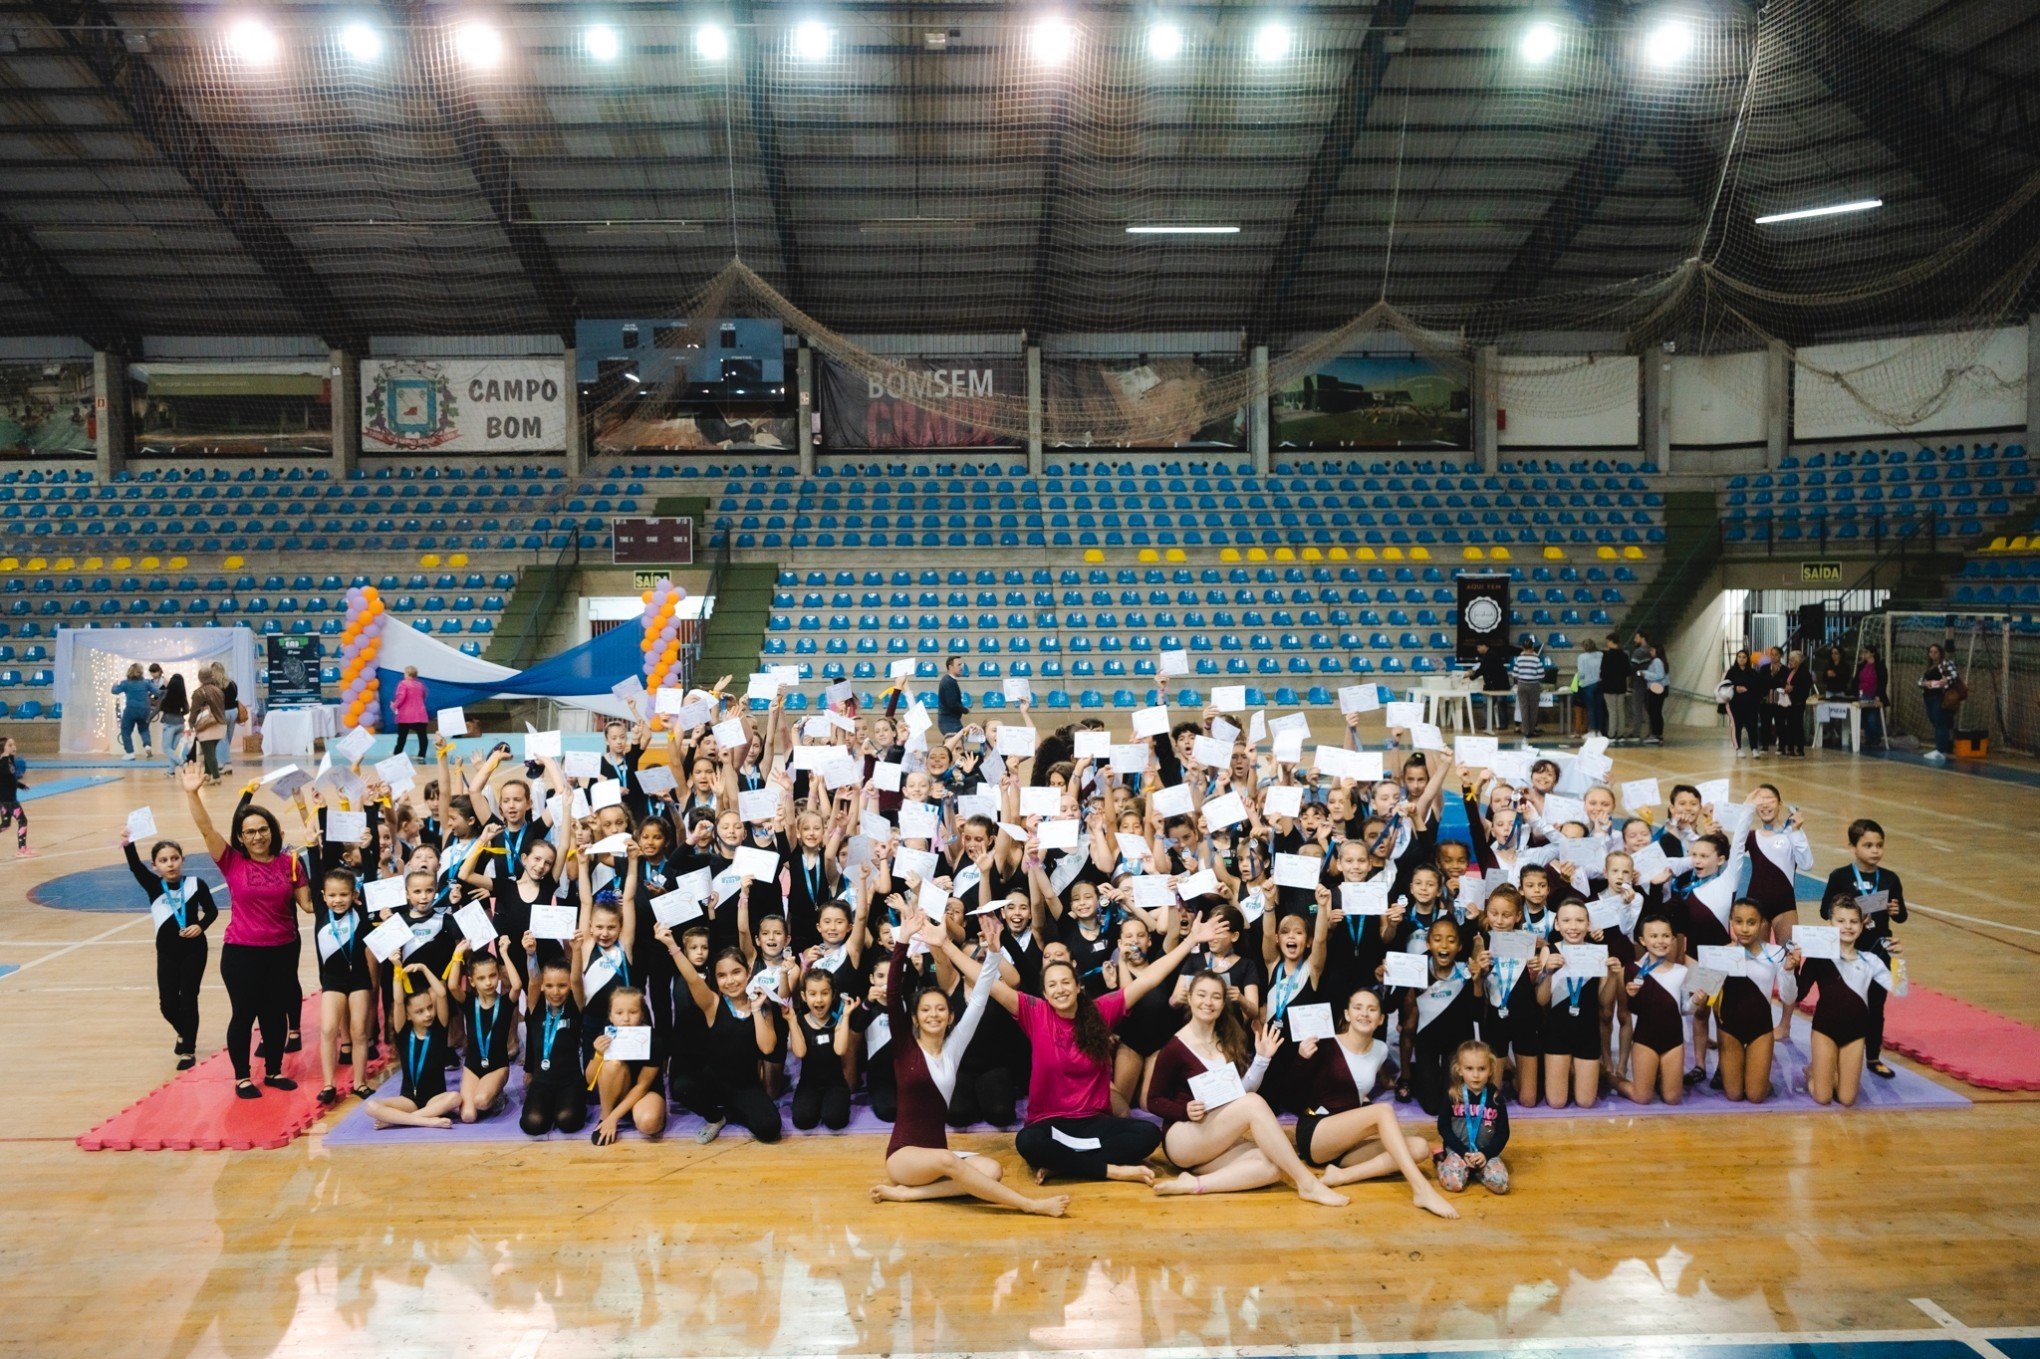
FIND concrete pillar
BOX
[1026,345,1044,476]
[1249,344,1270,475]
[1641,345,1670,472]
[1473,344,1499,473]
[1764,337,1792,470]
[2027,313,2039,442]
[562,347,586,480]
[796,344,815,477]
[92,350,129,482]
[329,348,360,481]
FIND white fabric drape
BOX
[55,626,258,754]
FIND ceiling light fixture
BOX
[1754,198,1883,225]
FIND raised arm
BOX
[937,927,1021,1016]
[180,761,229,860]
[655,921,720,1023]
[1125,913,1221,1008]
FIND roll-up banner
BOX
[816,356,1023,449]
[361,358,566,453]
[1456,573,1512,662]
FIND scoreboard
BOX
[611,516,695,565]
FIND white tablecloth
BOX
[263,705,338,757]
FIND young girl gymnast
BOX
[1534,899,1622,1109]
[518,936,589,1137]
[1786,898,1900,1107]
[125,828,219,1069]
[365,963,461,1129]
[787,967,856,1131]
[870,920,1072,1216]
[303,867,373,1104]
[450,940,522,1123]
[657,922,785,1144]
[587,985,667,1144]
[1820,818,1908,1078]
[1435,1040,1511,1195]
[1616,917,1689,1106]
[1714,899,1794,1104]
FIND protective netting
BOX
[1864,613,2040,755]
[12,0,2037,444]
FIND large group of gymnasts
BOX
[128,673,1906,1218]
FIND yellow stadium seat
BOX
[1462,546,1485,560]
[1542,546,1565,560]
[1409,546,1431,561]
[1985,536,2009,552]
[1489,546,1511,561]
[113,556,132,570]
[0,559,16,573]
[1355,547,1377,560]
[25,557,46,572]
[448,552,469,568]
[1219,548,1242,562]
[420,553,442,568]
[1327,546,1350,561]
[1163,548,1187,563]
[139,556,160,569]
[83,556,103,570]
[2011,535,2032,552]
[1622,545,1645,560]
[1272,547,1296,561]
[1596,546,1618,560]
[1137,548,1160,563]
[1084,548,1105,563]
[1300,547,1323,561]
[1381,546,1405,561]
[223,554,245,570]
[167,555,187,569]
[53,557,74,571]
[1246,547,1269,562]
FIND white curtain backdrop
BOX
[56,626,258,754]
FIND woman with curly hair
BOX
[944,909,1222,1185]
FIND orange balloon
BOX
[640,635,654,653]
[640,590,653,604]
[362,586,379,601]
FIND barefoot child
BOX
[1290,989,1456,1216]
[367,964,462,1129]
[1716,899,1793,1104]
[517,937,588,1137]
[451,941,522,1122]
[125,830,219,1069]
[1786,899,1898,1107]
[1617,918,1689,1106]
[586,987,667,1145]
[303,868,373,1103]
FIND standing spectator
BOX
[157,670,190,773]
[1472,640,1511,733]
[218,668,242,776]
[1509,636,1546,741]
[1627,631,1654,740]
[187,664,230,785]
[1723,647,1764,757]
[392,666,432,758]
[1639,643,1668,744]
[1574,639,1604,737]
[1599,635,1631,742]
[1776,649,1812,758]
[1818,645,1851,746]
[1918,642,1960,762]
[1759,646,1788,753]
[936,654,970,736]
[110,663,157,760]
[1856,645,1891,749]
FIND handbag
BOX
[1713,678,1734,703]
[1940,678,1967,710]
[235,703,250,723]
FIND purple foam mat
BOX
[319,1014,1967,1149]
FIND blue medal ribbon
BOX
[539,1005,564,1071]
[472,999,496,1069]
[1462,1088,1488,1155]
[404,1030,430,1095]
[1564,975,1586,1015]
[165,880,188,930]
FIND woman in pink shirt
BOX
[392,666,431,759]
[183,762,310,1098]
[943,912,1220,1184]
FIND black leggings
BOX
[394,723,431,758]
[1643,686,1666,738]
[946,1065,1020,1129]
[1014,1114,1163,1180]
[521,1080,590,1136]
[220,941,297,1080]
[0,802,24,850]
[678,1073,784,1143]
[791,1082,850,1131]
[866,1071,898,1123]
[157,934,208,1049]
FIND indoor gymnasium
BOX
[3,2,2040,1358]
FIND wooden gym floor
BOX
[2,734,2038,1359]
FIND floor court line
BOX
[1914,1298,2017,1359]
[0,915,148,980]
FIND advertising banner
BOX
[1273,353,1468,450]
[594,406,796,453]
[1456,573,1512,662]
[1044,357,1246,449]
[132,361,330,455]
[0,361,93,457]
[817,356,1022,449]
[362,358,566,453]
